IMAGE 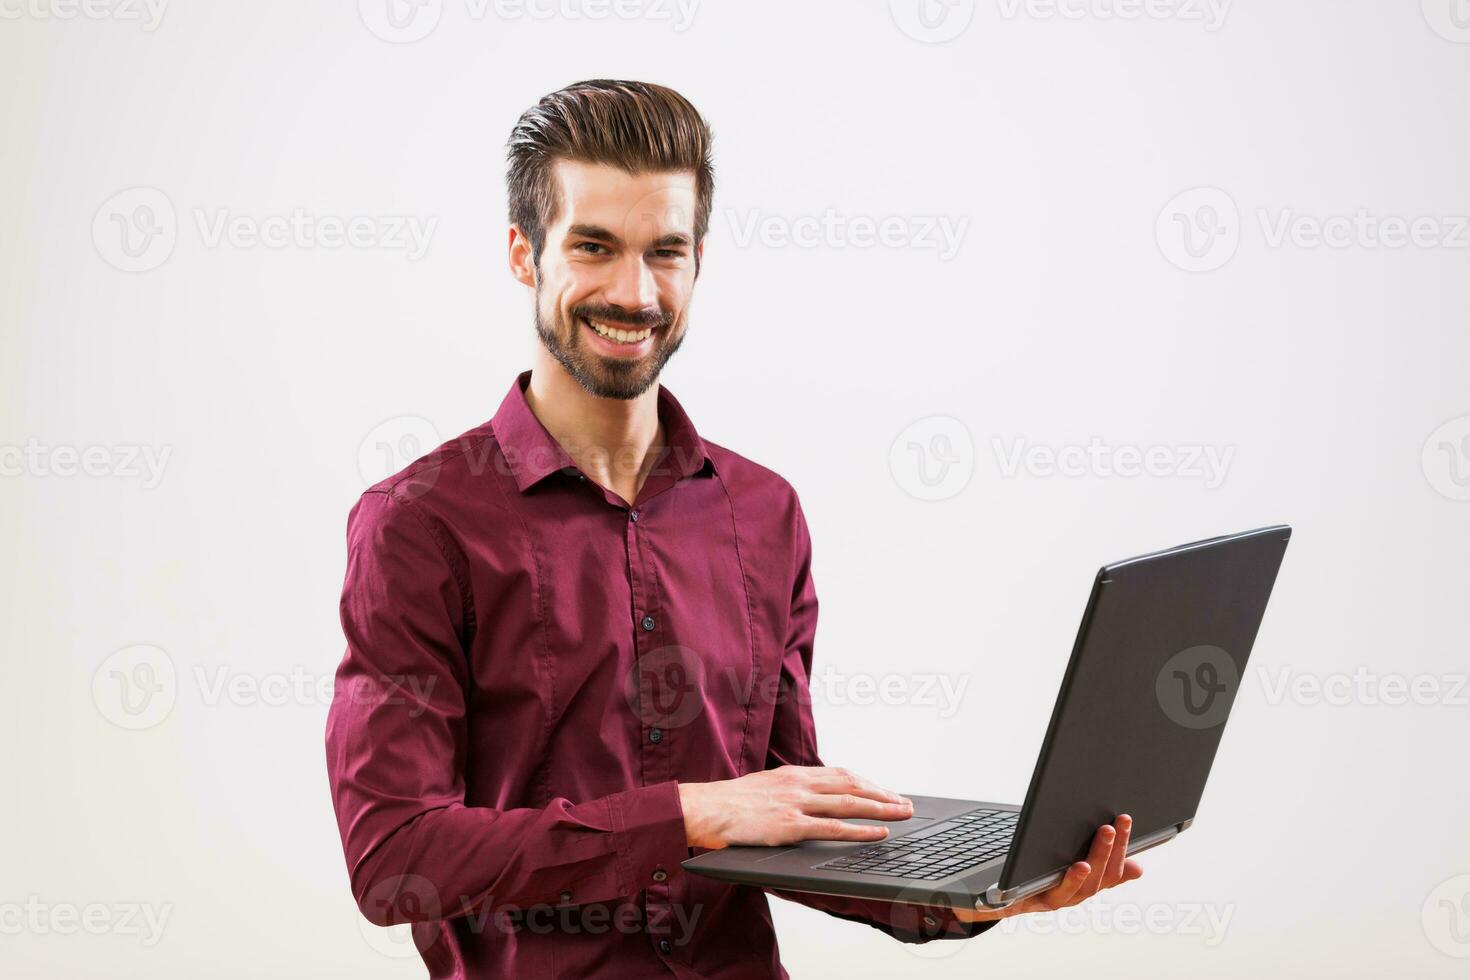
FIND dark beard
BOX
[534,293,685,400]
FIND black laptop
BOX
[683,526,1290,911]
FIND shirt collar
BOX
[491,370,715,494]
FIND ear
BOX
[694,237,705,278]
[508,225,537,288]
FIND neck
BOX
[524,349,664,506]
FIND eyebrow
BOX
[567,224,692,249]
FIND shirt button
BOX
[629,509,640,522]
[658,939,673,955]
[560,890,572,904]
[641,615,656,631]
[652,868,668,883]
[649,727,664,743]
[923,914,938,929]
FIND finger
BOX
[804,793,914,822]
[808,767,908,805]
[1031,861,1091,911]
[1102,814,1132,885]
[1075,825,1116,899]
[797,816,892,842]
[1121,859,1144,882]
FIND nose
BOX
[600,253,659,317]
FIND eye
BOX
[652,248,686,259]
[574,241,608,255]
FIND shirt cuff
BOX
[902,906,999,942]
[606,780,689,894]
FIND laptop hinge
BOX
[980,821,1189,910]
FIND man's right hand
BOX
[678,766,914,849]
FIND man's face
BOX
[524,160,700,400]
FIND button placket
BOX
[628,515,670,785]
[624,504,678,957]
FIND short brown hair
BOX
[506,79,715,270]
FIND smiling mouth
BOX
[580,316,654,345]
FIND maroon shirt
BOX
[325,372,992,977]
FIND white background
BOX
[3,0,1469,976]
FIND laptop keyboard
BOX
[814,807,1018,880]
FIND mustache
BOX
[571,305,674,330]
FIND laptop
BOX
[683,525,1290,911]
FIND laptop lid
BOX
[997,525,1291,892]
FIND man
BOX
[325,79,1142,978]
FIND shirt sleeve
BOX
[324,489,689,926]
[762,495,997,944]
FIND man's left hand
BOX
[951,814,1145,923]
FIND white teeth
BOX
[586,319,652,344]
